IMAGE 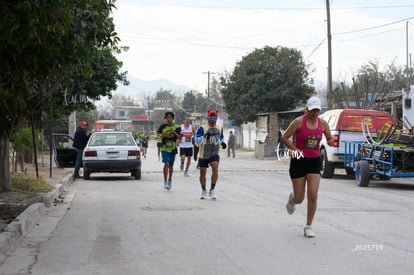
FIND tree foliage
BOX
[0,0,126,191]
[174,90,210,123]
[220,46,314,125]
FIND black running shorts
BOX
[180,147,193,157]
[289,156,321,179]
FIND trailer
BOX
[344,140,414,186]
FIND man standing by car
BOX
[157,112,182,190]
[72,120,90,178]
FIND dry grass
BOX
[10,174,55,193]
[0,164,72,231]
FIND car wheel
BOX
[320,148,334,178]
[355,160,370,187]
[84,169,91,180]
[131,169,141,180]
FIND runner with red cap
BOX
[194,110,226,199]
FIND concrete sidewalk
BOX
[0,173,74,264]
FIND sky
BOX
[112,0,414,93]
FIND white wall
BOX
[403,85,414,128]
[240,122,257,150]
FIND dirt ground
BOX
[0,164,73,232]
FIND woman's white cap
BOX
[306,97,322,110]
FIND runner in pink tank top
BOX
[281,96,334,238]
[294,115,323,158]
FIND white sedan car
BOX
[82,131,142,180]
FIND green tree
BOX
[42,47,128,152]
[179,90,211,119]
[0,0,125,191]
[181,91,197,114]
[220,46,314,125]
[10,128,37,174]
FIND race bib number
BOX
[182,132,192,142]
[305,135,321,149]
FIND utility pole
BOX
[406,21,411,94]
[146,96,150,133]
[202,71,216,99]
[326,0,333,109]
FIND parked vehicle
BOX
[52,131,142,180]
[319,109,396,178]
[52,133,78,168]
[82,131,142,180]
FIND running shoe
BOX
[209,190,216,200]
[286,192,296,215]
[304,225,315,238]
[164,181,168,189]
[184,171,189,177]
[200,190,207,199]
[180,162,184,171]
[167,180,172,190]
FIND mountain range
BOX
[114,74,191,99]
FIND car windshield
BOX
[89,133,135,146]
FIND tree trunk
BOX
[13,150,17,173]
[19,151,25,172]
[0,136,12,191]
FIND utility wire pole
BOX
[326,0,333,109]
[407,21,411,94]
[146,96,150,133]
[202,70,216,99]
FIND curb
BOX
[41,174,74,208]
[0,174,74,264]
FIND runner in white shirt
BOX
[179,117,195,177]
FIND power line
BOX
[117,15,413,52]
[333,5,414,11]
[131,1,414,11]
[116,28,253,50]
[334,16,414,35]
[131,1,324,10]
[207,97,225,107]
[333,28,401,44]
[305,38,326,60]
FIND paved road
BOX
[1,143,413,274]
